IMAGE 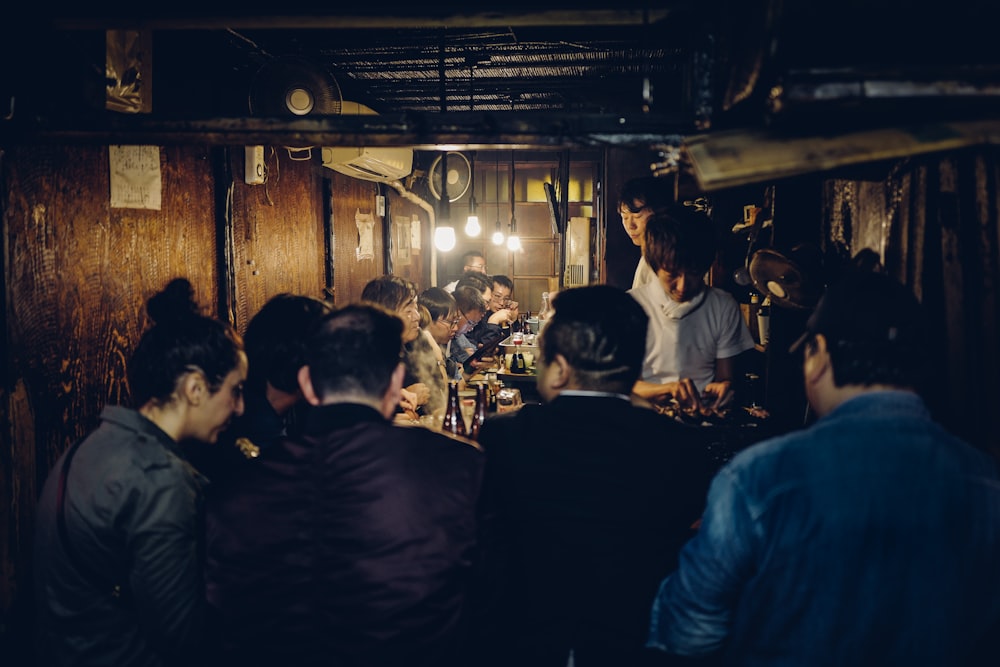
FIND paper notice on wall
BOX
[410,215,421,250]
[356,209,375,261]
[109,145,162,210]
[394,216,412,266]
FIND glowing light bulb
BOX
[492,228,506,245]
[465,215,481,237]
[434,226,457,251]
[506,234,522,251]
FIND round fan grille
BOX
[249,56,343,118]
[429,152,472,202]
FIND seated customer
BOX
[205,303,485,667]
[448,284,489,372]
[629,206,754,412]
[222,292,331,456]
[473,285,716,667]
[361,274,429,415]
[420,286,463,387]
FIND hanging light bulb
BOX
[465,151,481,237]
[435,225,457,251]
[465,214,481,237]
[435,148,456,251]
[491,152,505,245]
[505,149,521,251]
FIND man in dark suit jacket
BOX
[473,285,716,667]
[205,304,485,667]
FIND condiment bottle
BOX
[469,383,488,440]
[442,381,467,436]
[757,296,771,346]
[509,339,526,374]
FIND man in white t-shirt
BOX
[628,205,754,412]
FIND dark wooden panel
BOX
[2,143,217,640]
[230,147,327,329]
[328,173,384,305]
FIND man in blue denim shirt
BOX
[647,268,1000,666]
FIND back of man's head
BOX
[244,293,332,393]
[643,205,717,277]
[540,285,648,394]
[791,269,926,389]
[303,304,404,402]
[455,270,491,295]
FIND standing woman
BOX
[33,278,247,667]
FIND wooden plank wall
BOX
[821,148,1000,454]
[0,143,430,662]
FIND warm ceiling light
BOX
[465,214,481,237]
[434,225,457,251]
[506,234,522,251]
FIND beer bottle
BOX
[469,383,488,440]
[442,381,467,436]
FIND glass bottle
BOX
[510,339,526,374]
[442,381,467,436]
[469,383,488,440]
[522,311,532,335]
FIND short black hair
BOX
[303,304,404,400]
[794,269,927,389]
[643,206,717,277]
[453,285,487,316]
[491,274,514,292]
[540,285,648,393]
[618,175,674,213]
[243,293,332,393]
[455,270,491,295]
[462,250,486,265]
[419,287,456,322]
[360,275,418,312]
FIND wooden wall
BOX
[0,142,431,661]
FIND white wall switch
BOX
[245,146,265,185]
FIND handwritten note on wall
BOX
[109,145,162,210]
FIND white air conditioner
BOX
[320,101,414,183]
[564,216,593,287]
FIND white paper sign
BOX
[109,145,161,210]
[410,215,421,250]
[356,209,375,261]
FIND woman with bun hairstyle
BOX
[33,278,247,667]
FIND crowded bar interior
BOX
[2,1,1000,665]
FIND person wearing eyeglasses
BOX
[443,250,488,293]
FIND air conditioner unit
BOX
[564,216,593,287]
[320,101,414,183]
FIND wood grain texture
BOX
[230,147,327,330]
[1,143,218,635]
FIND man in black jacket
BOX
[205,304,485,667]
[473,285,716,667]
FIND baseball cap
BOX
[789,270,925,355]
